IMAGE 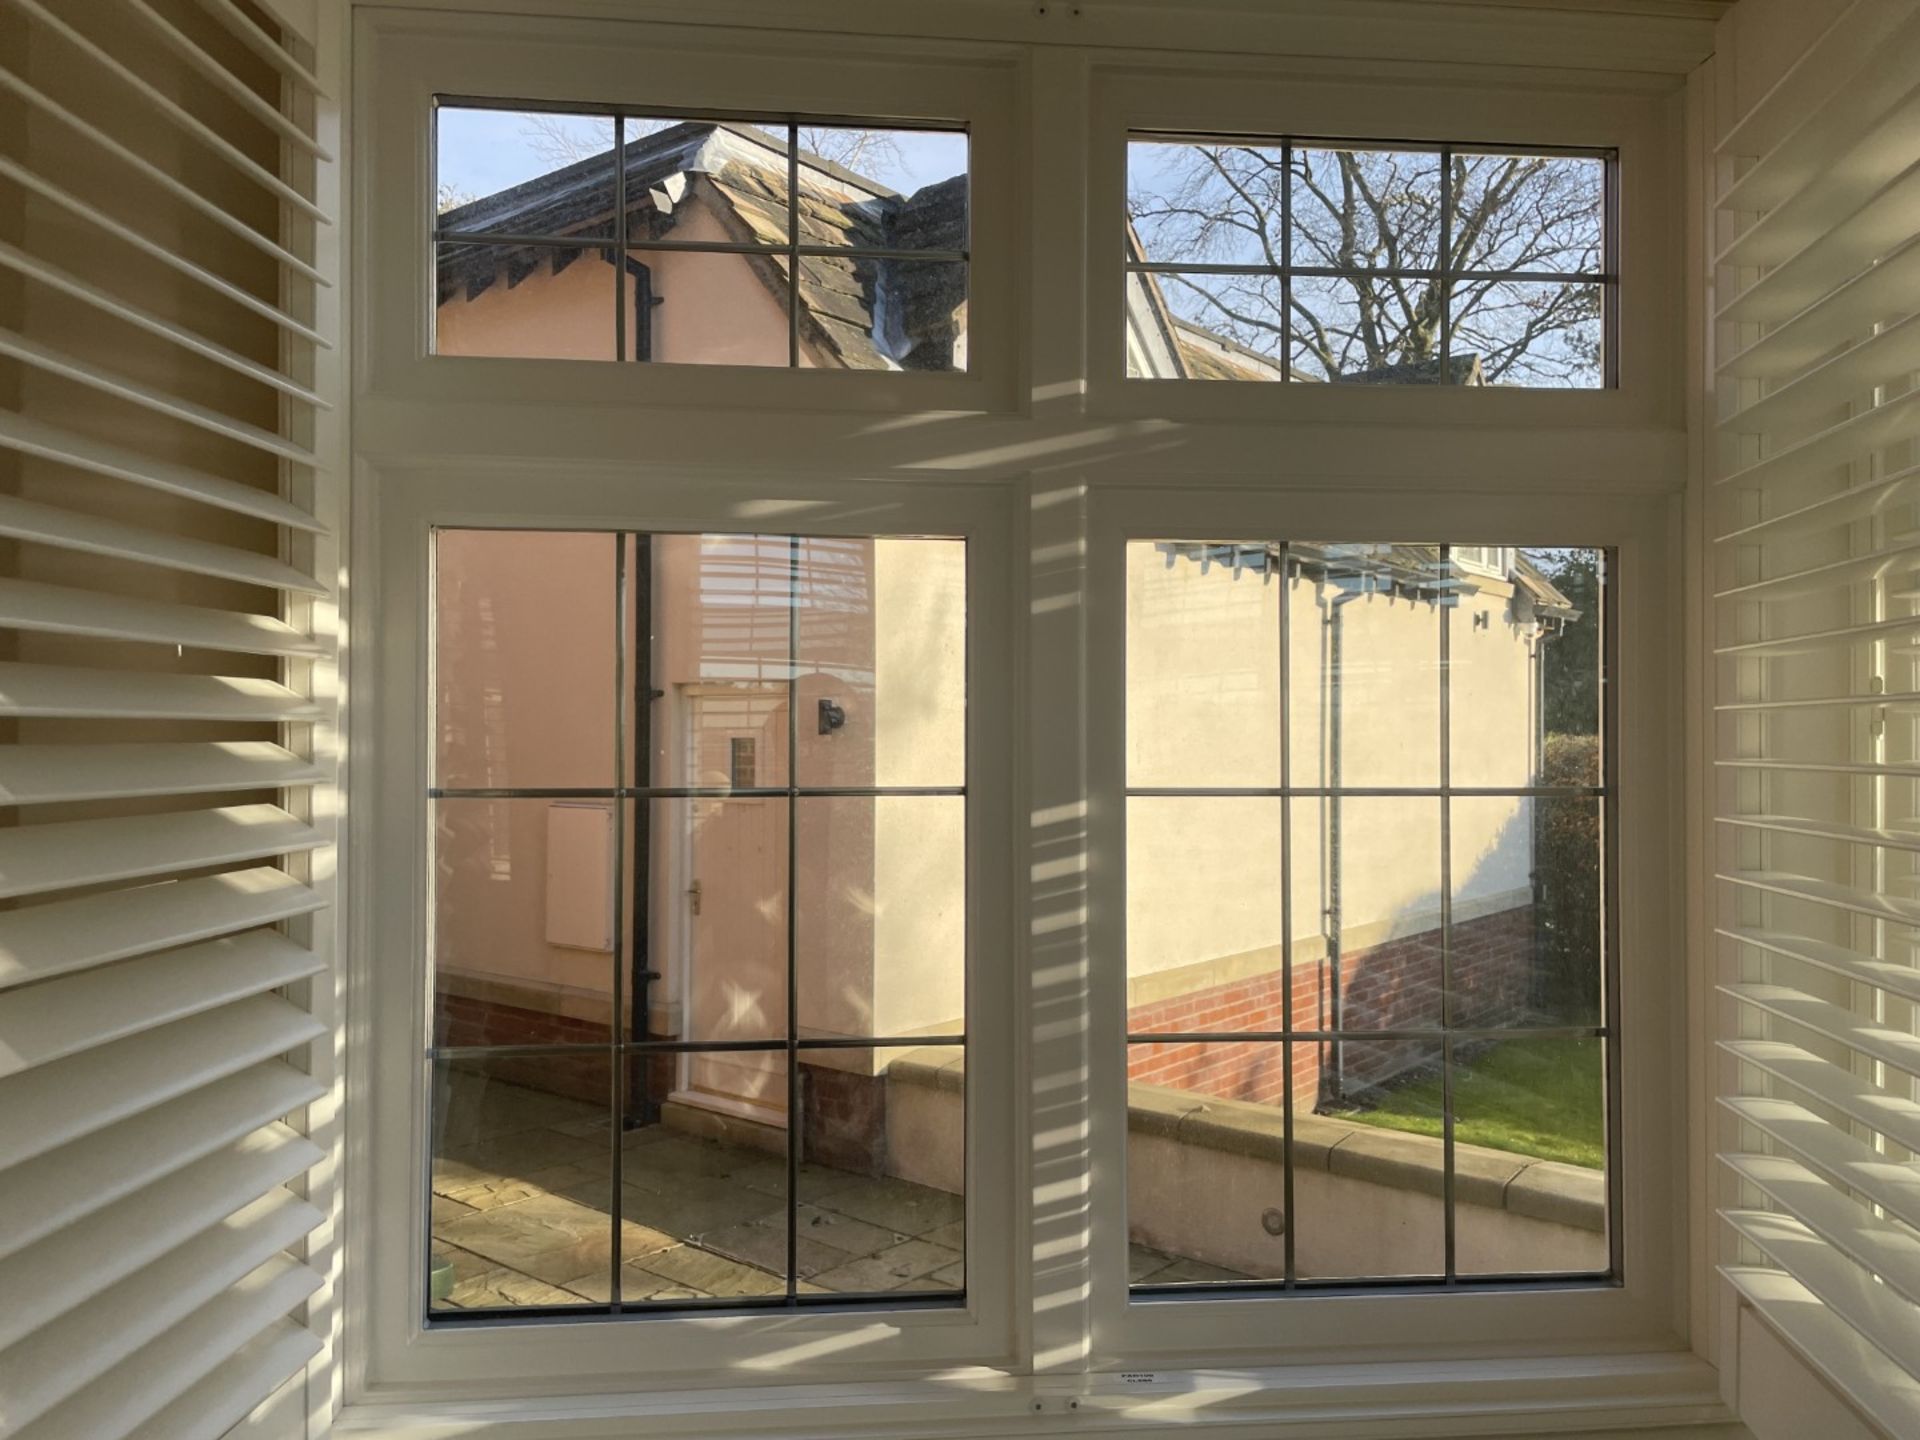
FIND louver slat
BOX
[6,0,326,222]
[1724,1212,1920,1377]
[0,1127,323,1352]
[0,931,323,1078]
[0,577,324,655]
[1723,1157,1920,1309]
[1724,983,1920,1077]
[1718,929,1920,1004]
[117,0,331,161]
[1715,55,1920,267]
[0,67,325,284]
[0,662,322,723]
[0,410,323,529]
[1712,7,1920,1402]
[0,239,326,404]
[1721,1269,1920,1440]
[0,156,329,347]
[1720,310,1920,436]
[0,867,323,991]
[0,0,336,1428]
[13,1264,324,1440]
[0,995,324,1172]
[0,1077,321,1262]
[0,494,324,592]
[1719,1096,1920,1232]
[1721,1039,1920,1153]
[0,741,326,806]
[126,1321,325,1440]
[0,327,316,462]
[0,1204,322,1434]
[0,804,323,900]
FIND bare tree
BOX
[436,181,478,214]
[797,126,904,179]
[518,112,620,167]
[1130,145,1604,384]
[518,113,905,186]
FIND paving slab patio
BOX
[430,1077,972,1311]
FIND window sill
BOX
[336,1352,1735,1439]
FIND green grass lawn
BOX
[1332,1037,1605,1170]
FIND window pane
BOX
[616,1091,792,1299]
[1450,279,1605,389]
[1291,144,1443,271]
[1295,797,1445,1033]
[1453,152,1605,276]
[1452,797,1604,1029]
[620,249,791,367]
[436,107,616,236]
[1129,270,1291,381]
[648,533,796,789]
[1122,537,1614,1288]
[1129,1039,1286,1285]
[625,117,790,246]
[799,1046,965,1294]
[795,536,966,790]
[434,529,619,789]
[797,796,964,1041]
[1127,138,1286,269]
[799,256,968,372]
[1286,543,1442,788]
[1298,1040,1448,1280]
[1447,547,1600,787]
[433,798,619,1049]
[435,243,618,360]
[1127,541,1282,789]
[431,1054,615,1311]
[1451,1037,1610,1276]
[1291,274,1447,383]
[797,126,968,250]
[1128,797,1284,1030]
[645,797,788,1044]
[1123,132,1613,390]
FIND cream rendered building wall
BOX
[1125,545,1539,997]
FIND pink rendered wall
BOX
[435,196,813,367]
[432,531,627,1033]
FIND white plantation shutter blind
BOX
[1711,1,1920,1433]
[0,1,339,1438]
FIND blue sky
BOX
[437,107,967,203]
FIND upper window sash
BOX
[1086,60,1683,426]
[356,9,1020,421]
[1124,135,1618,389]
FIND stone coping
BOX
[889,1048,1603,1234]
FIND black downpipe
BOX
[627,535,661,1127]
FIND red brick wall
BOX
[799,1061,889,1176]
[1127,905,1536,1109]
[436,992,610,1104]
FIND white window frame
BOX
[354,9,1022,430]
[352,464,1018,1401]
[1084,483,1687,1366]
[342,5,1721,1431]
